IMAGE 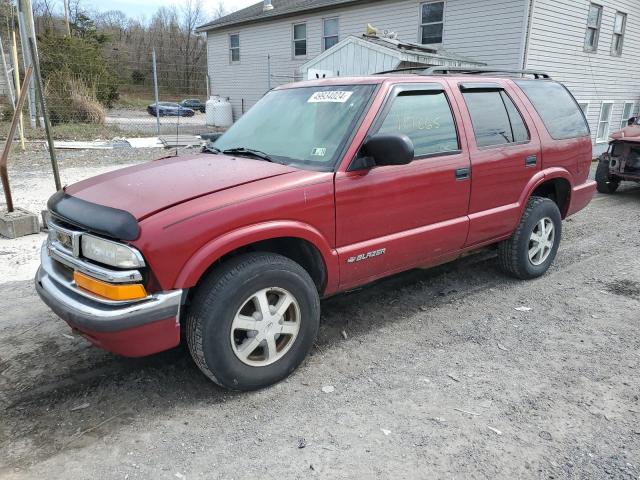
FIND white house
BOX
[197,0,640,149]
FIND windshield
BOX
[213,85,376,170]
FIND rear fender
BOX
[519,168,573,217]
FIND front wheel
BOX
[498,196,562,280]
[596,160,620,193]
[186,253,320,391]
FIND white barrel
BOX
[205,96,220,126]
[213,98,234,128]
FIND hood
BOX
[64,154,298,220]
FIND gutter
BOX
[521,0,535,69]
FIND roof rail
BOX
[374,67,424,75]
[422,66,551,79]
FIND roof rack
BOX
[422,66,551,79]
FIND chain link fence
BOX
[0,30,306,143]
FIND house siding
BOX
[525,0,640,148]
[205,0,528,118]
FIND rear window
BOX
[514,80,589,140]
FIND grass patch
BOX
[113,94,154,110]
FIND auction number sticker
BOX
[308,91,353,103]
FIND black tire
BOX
[498,196,562,280]
[596,160,620,194]
[186,252,320,391]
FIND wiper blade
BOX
[222,147,276,163]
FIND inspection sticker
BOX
[308,91,353,103]
[311,147,327,157]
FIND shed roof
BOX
[300,35,485,77]
[196,0,378,32]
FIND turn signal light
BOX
[73,271,148,301]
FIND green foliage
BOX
[71,13,110,44]
[38,35,119,108]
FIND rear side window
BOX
[462,90,530,148]
[377,91,460,157]
[514,80,589,140]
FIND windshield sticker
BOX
[308,91,353,103]
[311,148,327,157]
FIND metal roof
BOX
[196,0,381,32]
[300,35,484,77]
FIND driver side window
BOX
[377,90,460,157]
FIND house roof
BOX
[196,0,379,32]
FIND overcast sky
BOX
[82,0,258,22]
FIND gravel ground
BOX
[0,149,639,479]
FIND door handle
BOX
[455,167,470,180]
[525,155,538,167]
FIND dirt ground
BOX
[0,148,639,479]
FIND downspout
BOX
[521,0,535,69]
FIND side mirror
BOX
[352,133,415,170]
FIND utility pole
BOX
[9,32,26,150]
[16,0,37,127]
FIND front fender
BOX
[174,220,340,293]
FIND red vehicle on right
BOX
[596,138,640,193]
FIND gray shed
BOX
[300,34,485,80]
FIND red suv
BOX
[36,68,596,390]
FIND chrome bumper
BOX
[35,243,183,333]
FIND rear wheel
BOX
[186,253,320,391]
[498,196,562,280]
[596,160,620,193]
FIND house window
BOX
[323,18,339,50]
[229,33,240,62]
[421,1,444,45]
[611,11,627,56]
[620,102,635,129]
[584,3,602,52]
[293,23,307,57]
[596,102,613,143]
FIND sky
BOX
[82,0,258,21]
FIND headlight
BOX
[81,234,145,268]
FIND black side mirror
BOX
[351,133,414,170]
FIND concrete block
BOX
[0,207,40,239]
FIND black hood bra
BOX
[48,190,141,241]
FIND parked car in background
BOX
[37,69,596,391]
[180,99,206,113]
[596,138,640,193]
[146,102,195,117]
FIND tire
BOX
[186,252,320,391]
[498,196,562,280]
[596,160,620,194]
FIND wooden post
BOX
[1,66,33,213]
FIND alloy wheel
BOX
[230,287,301,367]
